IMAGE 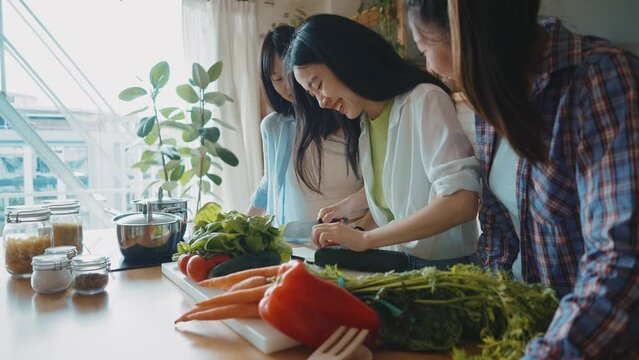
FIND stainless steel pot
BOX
[106,204,183,261]
[133,188,188,222]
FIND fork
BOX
[307,326,370,360]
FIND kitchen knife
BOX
[282,220,319,240]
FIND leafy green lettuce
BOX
[174,202,291,263]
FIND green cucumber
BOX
[208,250,280,278]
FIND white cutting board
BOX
[162,247,316,354]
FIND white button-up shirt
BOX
[359,83,481,260]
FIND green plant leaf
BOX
[119,87,147,101]
[201,179,212,194]
[177,147,193,156]
[163,138,177,147]
[180,185,192,198]
[164,159,181,171]
[193,202,222,229]
[150,61,170,89]
[159,107,180,119]
[132,159,160,172]
[211,118,236,131]
[211,161,223,171]
[160,145,181,160]
[206,173,222,185]
[199,127,220,143]
[207,61,223,82]
[160,120,190,132]
[162,181,178,193]
[141,149,157,161]
[170,111,185,121]
[203,92,233,106]
[179,169,195,186]
[176,84,199,104]
[144,124,159,145]
[214,145,239,166]
[170,165,185,181]
[191,107,212,127]
[192,63,210,89]
[136,116,156,138]
[182,125,200,143]
[191,154,211,177]
[125,106,149,117]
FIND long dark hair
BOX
[405,0,449,35]
[285,14,449,190]
[447,0,547,163]
[260,25,295,115]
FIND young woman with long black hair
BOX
[404,0,639,357]
[285,14,481,267]
[247,25,363,229]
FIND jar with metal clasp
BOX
[43,199,84,254]
[2,206,53,277]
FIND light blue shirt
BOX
[250,112,363,228]
[250,112,296,226]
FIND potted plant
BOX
[119,61,239,211]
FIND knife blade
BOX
[282,220,319,239]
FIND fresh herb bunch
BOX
[313,264,558,359]
[173,202,292,263]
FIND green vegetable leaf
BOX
[119,87,147,101]
[136,116,156,138]
[176,84,199,103]
[150,61,170,89]
[193,202,222,230]
[207,61,223,82]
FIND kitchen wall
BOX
[255,0,361,39]
[540,0,639,55]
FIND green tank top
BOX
[368,100,395,222]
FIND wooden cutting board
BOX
[161,262,300,353]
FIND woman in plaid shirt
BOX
[406,0,639,358]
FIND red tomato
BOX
[178,253,192,276]
[187,254,232,282]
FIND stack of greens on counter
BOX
[313,264,558,360]
[173,202,292,279]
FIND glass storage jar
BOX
[2,206,53,277]
[31,254,72,294]
[43,200,84,254]
[44,245,78,260]
[71,255,110,295]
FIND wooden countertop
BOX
[0,229,454,360]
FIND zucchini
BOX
[209,250,280,278]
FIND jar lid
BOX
[45,245,78,259]
[32,254,71,270]
[4,205,51,223]
[72,255,110,270]
[42,200,80,215]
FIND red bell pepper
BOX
[258,260,379,348]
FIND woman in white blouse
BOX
[285,14,480,266]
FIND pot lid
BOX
[134,186,187,206]
[113,206,180,226]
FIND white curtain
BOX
[182,0,262,211]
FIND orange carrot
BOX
[226,275,268,292]
[181,303,259,322]
[196,284,270,308]
[197,264,286,289]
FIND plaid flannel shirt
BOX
[476,18,639,359]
